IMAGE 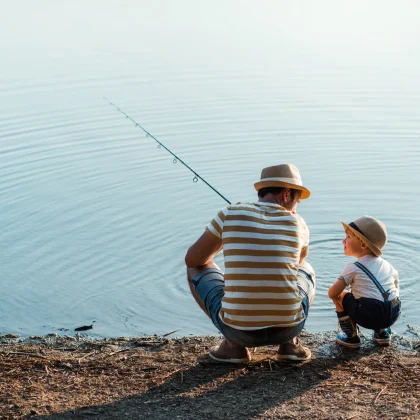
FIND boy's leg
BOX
[342,295,401,347]
[336,293,360,348]
[331,291,349,312]
[373,327,392,346]
[372,299,401,346]
[336,311,360,348]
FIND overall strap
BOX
[354,262,390,301]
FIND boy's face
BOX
[342,229,364,257]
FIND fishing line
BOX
[103,97,231,205]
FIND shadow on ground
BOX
[37,343,367,420]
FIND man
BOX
[185,164,316,363]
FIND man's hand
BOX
[185,230,223,268]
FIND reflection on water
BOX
[1,0,420,337]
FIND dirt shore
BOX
[0,329,419,420]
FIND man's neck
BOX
[258,193,284,207]
[258,194,297,213]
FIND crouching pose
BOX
[186,164,316,363]
[328,216,401,348]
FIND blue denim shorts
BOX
[191,265,316,347]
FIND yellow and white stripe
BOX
[207,202,309,330]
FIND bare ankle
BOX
[287,337,298,345]
[225,338,240,348]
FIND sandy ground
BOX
[0,329,419,420]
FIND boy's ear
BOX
[360,241,368,250]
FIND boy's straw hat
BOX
[342,216,387,257]
[254,164,311,199]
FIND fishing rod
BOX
[103,97,231,205]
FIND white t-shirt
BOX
[339,255,399,301]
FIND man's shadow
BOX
[37,341,371,420]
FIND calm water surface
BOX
[1,1,419,337]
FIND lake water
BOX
[1,0,419,338]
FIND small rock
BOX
[102,344,120,352]
[62,363,73,370]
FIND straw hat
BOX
[342,216,387,257]
[254,164,311,199]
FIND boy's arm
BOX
[328,278,347,299]
[393,269,400,289]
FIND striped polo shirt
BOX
[207,202,309,330]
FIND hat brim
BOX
[341,222,382,257]
[254,181,311,199]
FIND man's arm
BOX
[185,230,223,268]
[299,245,309,264]
[297,214,310,264]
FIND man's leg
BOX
[186,262,250,362]
[297,261,316,306]
[277,263,316,361]
[187,261,220,317]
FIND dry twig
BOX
[162,329,181,337]
[373,385,388,404]
[0,351,48,359]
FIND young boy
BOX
[328,216,401,348]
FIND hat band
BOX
[348,222,366,237]
[259,177,302,186]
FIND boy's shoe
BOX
[336,331,361,348]
[208,339,251,363]
[335,312,361,349]
[373,328,391,347]
[277,338,311,361]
